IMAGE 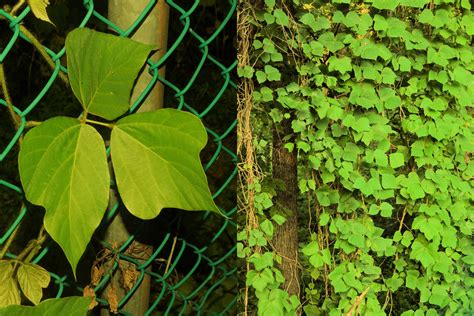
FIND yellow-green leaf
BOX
[0,297,90,316]
[19,117,110,277]
[16,263,51,305]
[111,109,220,219]
[27,0,53,24]
[0,261,21,307]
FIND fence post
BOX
[101,1,169,315]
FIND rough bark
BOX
[272,119,300,298]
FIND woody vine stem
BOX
[0,0,57,262]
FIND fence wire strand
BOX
[0,0,236,314]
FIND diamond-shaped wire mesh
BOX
[0,0,236,314]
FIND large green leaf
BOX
[16,263,50,305]
[0,261,20,307]
[0,297,91,316]
[18,117,110,276]
[66,28,154,120]
[110,109,219,219]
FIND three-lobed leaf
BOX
[18,117,110,276]
[0,297,91,316]
[66,28,154,120]
[16,263,51,305]
[111,108,220,219]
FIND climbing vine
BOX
[0,2,220,313]
[239,0,473,314]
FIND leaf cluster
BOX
[240,0,473,314]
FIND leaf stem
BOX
[0,64,21,129]
[19,25,69,85]
[85,119,115,129]
[26,120,42,128]
[10,0,25,16]
[17,225,47,264]
[0,219,21,259]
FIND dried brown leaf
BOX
[83,285,98,310]
[91,265,104,286]
[107,287,119,314]
[122,266,139,291]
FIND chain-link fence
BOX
[0,0,237,314]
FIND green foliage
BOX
[19,118,109,275]
[0,297,90,316]
[66,28,155,120]
[16,263,50,306]
[241,0,473,314]
[0,261,21,307]
[111,109,219,219]
[0,261,50,307]
[18,28,219,277]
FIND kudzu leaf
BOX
[111,109,220,219]
[27,0,53,24]
[0,297,91,316]
[19,117,110,276]
[66,28,154,120]
[16,263,51,305]
[0,261,20,307]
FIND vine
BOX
[0,1,221,313]
[239,0,473,315]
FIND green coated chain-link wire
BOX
[0,0,236,314]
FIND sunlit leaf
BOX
[0,261,20,307]
[111,109,220,219]
[27,0,53,24]
[16,263,51,305]
[66,28,154,120]
[19,117,110,276]
[0,297,91,316]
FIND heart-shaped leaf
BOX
[18,117,110,276]
[0,296,91,316]
[17,263,51,305]
[111,109,220,219]
[0,261,20,307]
[66,28,154,120]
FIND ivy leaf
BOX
[27,0,53,24]
[0,297,91,316]
[264,65,281,81]
[18,117,110,276]
[111,109,220,219]
[16,263,51,305]
[0,261,20,307]
[452,66,473,86]
[300,14,330,32]
[328,56,352,74]
[319,213,330,226]
[389,152,405,169]
[273,9,289,26]
[372,0,399,10]
[66,28,155,120]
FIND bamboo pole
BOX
[101,1,169,315]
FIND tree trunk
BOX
[272,119,300,298]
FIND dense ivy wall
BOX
[239,0,473,315]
